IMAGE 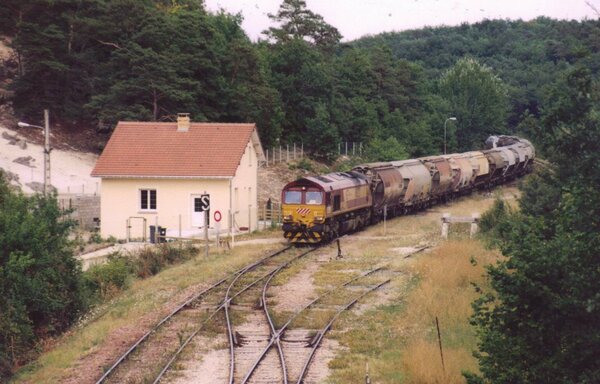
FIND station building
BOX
[91,114,264,241]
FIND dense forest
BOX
[1,0,599,381]
[3,0,599,159]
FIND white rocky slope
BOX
[0,124,98,194]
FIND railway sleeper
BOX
[307,331,323,347]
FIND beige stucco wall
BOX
[98,137,260,240]
[99,178,230,240]
[231,140,259,232]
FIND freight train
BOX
[281,135,534,243]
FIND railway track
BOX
[240,267,391,384]
[224,246,320,384]
[96,245,295,384]
[95,242,422,383]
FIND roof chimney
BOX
[177,113,190,132]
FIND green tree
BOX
[0,175,82,379]
[305,102,338,161]
[468,66,600,384]
[266,38,333,144]
[264,0,341,48]
[439,57,508,151]
[365,136,408,162]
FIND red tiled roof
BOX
[91,122,257,178]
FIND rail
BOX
[296,279,391,383]
[240,267,386,384]
[95,245,292,384]
[224,246,319,384]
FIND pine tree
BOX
[468,65,600,384]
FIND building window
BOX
[140,189,157,211]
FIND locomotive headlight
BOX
[314,216,324,223]
[284,215,293,222]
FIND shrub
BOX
[82,255,131,300]
[88,232,103,244]
[289,158,314,172]
[478,195,514,244]
[0,174,83,379]
[134,247,164,278]
[133,244,196,278]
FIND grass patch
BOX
[323,188,514,383]
[327,240,501,383]
[11,243,283,383]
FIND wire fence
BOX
[264,141,363,166]
[257,202,283,230]
[264,144,304,166]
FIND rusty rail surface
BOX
[95,245,292,384]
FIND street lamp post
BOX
[444,117,457,155]
[18,109,51,194]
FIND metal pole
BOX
[228,209,232,246]
[444,120,447,155]
[43,109,50,194]
[444,117,456,155]
[155,216,159,243]
[266,149,269,166]
[286,144,289,162]
[294,143,296,160]
[204,210,209,257]
[232,212,235,248]
[436,316,446,373]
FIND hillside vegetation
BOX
[2,2,600,158]
[355,17,600,127]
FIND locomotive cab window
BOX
[284,190,302,204]
[305,191,323,205]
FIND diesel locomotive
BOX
[281,135,534,243]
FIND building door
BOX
[191,195,206,228]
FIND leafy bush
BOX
[478,196,513,243]
[82,255,131,300]
[134,247,165,278]
[133,244,196,279]
[0,175,83,379]
[288,158,314,172]
[88,232,103,244]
